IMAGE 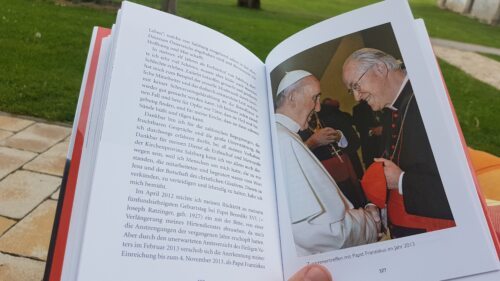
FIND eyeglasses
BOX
[347,65,373,95]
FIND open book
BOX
[45,1,499,280]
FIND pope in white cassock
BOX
[274,70,381,256]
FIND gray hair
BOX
[274,77,308,110]
[344,48,403,75]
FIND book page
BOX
[74,2,282,281]
[265,0,498,280]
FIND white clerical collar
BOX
[275,113,301,133]
[387,75,409,111]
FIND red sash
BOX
[387,189,455,231]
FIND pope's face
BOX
[296,76,321,129]
[343,61,387,111]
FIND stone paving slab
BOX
[0,147,37,180]
[0,253,45,281]
[24,141,69,177]
[0,170,61,219]
[0,216,16,236]
[51,188,60,200]
[0,123,71,153]
[0,116,34,132]
[0,130,13,141]
[433,45,500,90]
[431,38,500,56]
[0,200,57,261]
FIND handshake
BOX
[287,204,382,281]
[365,204,384,238]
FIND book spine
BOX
[44,26,112,281]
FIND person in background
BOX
[299,99,367,208]
[352,100,384,169]
[318,98,364,179]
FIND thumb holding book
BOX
[289,264,333,281]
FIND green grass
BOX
[439,59,500,154]
[0,0,499,154]
[175,0,379,59]
[171,0,500,58]
[480,53,500,63]
[410,0,500,49]
[0,0,116,121]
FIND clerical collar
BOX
[387,75,409,111]
[275,113,301,133]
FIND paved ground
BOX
[432,38,500,90]
[0,39,498,281]
[0,114,70,280]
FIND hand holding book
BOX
[289,265,332,281]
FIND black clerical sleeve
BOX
[396,94,454,220]
[401,161,454,219]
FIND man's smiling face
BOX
[343,61,388,111]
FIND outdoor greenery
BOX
[439,59,500,154]
[174,0,500,59]
[482,53,500,63]
[0,0,498,154]
[0,0,116,121]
